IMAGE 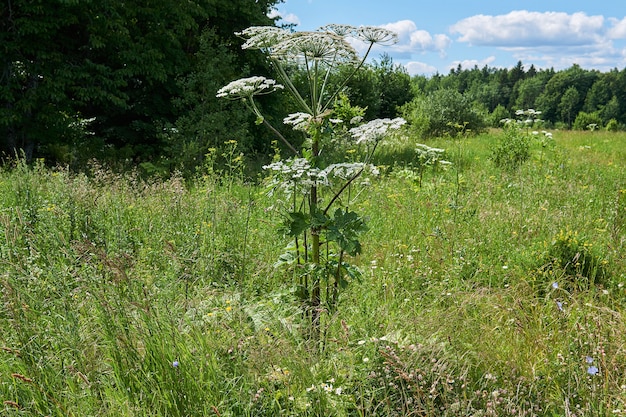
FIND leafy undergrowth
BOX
[1,131,625,416]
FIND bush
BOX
[489,120,531,170]
[572,111,603,130]
[489,104,510,127]
[400,88,487,138]
[606,118,620,132]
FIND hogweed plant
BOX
[218,24,404,343]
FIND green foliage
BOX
[489,112,537,170]
[401,88,487,138]
[558,86,580,128]
[489,104,510,127]
[1,0,280,166]
[535,229,609,291]
[1,130,625,416]
[573,111,603,130]
[219,24,406,344]
[606,118,620,132]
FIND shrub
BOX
[489,104,510,127]
[605,118,620,132]
[400,88,487,138]
[572,111,603,130]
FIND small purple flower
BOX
[587,365,599,376]
[552,282,559,289]
[172,360,179,368]
[556,301,563,311]
[585,356,594,364]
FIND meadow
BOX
[1,129,625,416]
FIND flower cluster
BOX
[273,31,358,65]
[415,144,451,167]
[349,117,406,145]
[283,112,313,131]
[236,26,291,51]
[235,24,398,68]
[216,76,283,100]
[264,159,379,195]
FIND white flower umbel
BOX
[273,31,359,66]
[349,117,406,145]
[283,112,313,131]
[355,26,399,45]
[263,158,331,196]
[321,162,379,181]
[216,76,283,100]
[236,26,291,51]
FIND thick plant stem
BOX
[310,127,321,343]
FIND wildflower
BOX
[273,31,359,65]
[236,26,291,51]
[355,26,399,45]
[216,76,283,100]
[588,365,599,376]
[552,282,559,289]
[172,360,179,368]
[349,117,406,145]
[284,112,313,131]
[585,356,594,364]
[320,24,357,37]
[556,301,563,311]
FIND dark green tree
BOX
[373,54,413,118]
[535,64,597,125]
[1,0,280,166]
[558,86,580,129]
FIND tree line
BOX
[3,1,625,173]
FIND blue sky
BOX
[270,0,626,76]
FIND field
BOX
[1,130,625,416]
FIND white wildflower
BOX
[272,31,358,65]
[236,26,291,51]
[355,26,399,45]
[349,117,406,145]
[320,24,358,37]
[284,112,313,131]
[217,76,283,99]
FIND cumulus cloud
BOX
[267,9,301,26]
[381,20,451,54]
[405,61,438,76]
[608,17,626,39]
[450,11,605,47]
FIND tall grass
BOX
[1,130,625,416]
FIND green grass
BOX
[1,130,625,416]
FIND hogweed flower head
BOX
[320,24,358,37]
[355,26,399,45]
[272,31,359,65]
[349,117,406,145]
[216,76,283,100]
[284,112,313,131]
[236,26,291,51]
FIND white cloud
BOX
[268,9,301,26]
[450,11,605,47]
[608,17,626,39]
[448,56,497,72]
[382,20,451,54]
[405,61,438,76]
